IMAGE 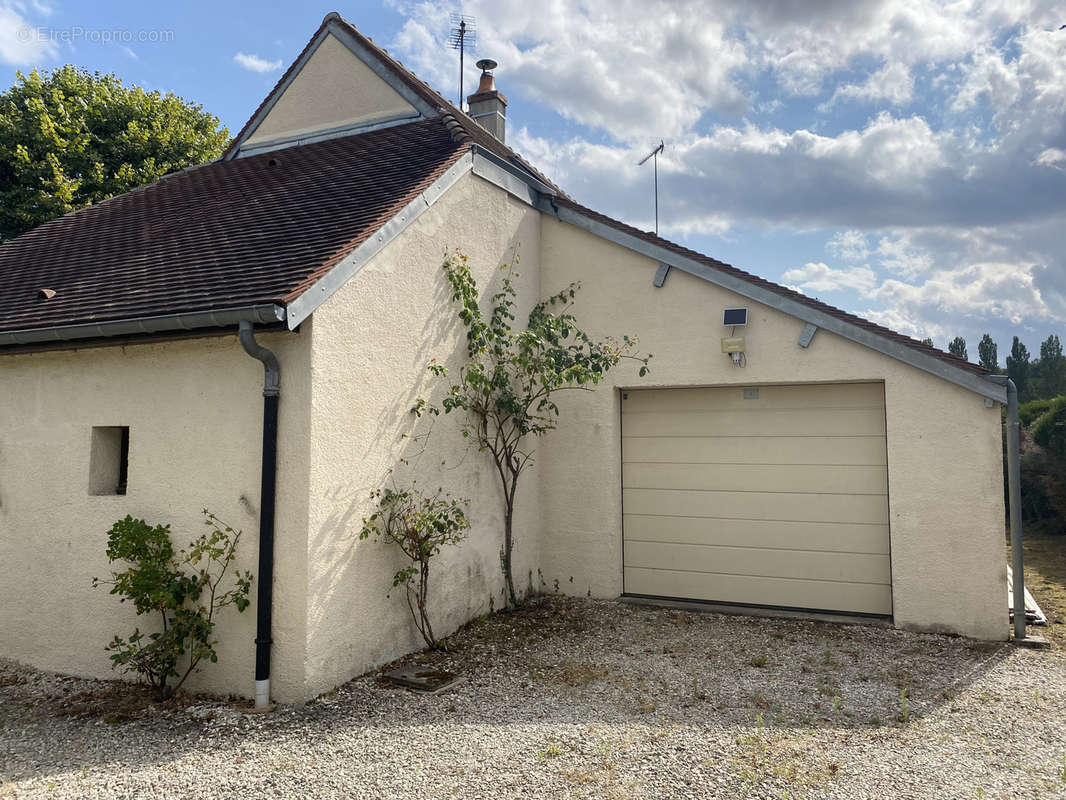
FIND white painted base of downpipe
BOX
[255,679,270,709]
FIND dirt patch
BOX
[1014,530,1066,648]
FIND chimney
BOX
[467,59,507,142]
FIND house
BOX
[0,12,1008,706]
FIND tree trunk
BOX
[503,501,517,608]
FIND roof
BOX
[0,11,988,388]
[0,118,466,333]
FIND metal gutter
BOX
[0,304,287,347]
[238,321,281,708]
[536,197,1007,404]
[284,150,474,329]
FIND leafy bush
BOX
[92,511,252,700]
[1019,397,1057,428]
[1031,397,1066,455]
[360,485,470,650]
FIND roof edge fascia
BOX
[0,304,287,349]
[535,198,1005,403]
[284,150,474,329]
[235,111,422,159]
[226,16,439,161]
[470,147,555,206]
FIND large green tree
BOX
[0,66,229,241]
[1007,336,1032,400]
[948,336,968,361]
[1040,334,1066,398]
[978,333,999,372]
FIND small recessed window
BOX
[89,426,130,496]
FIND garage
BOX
[621,382,892,616]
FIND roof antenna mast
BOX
[637,140,665,236]
[449,14,477,110]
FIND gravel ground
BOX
[3,596,1066,799]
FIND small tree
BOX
[948,336,968,361]
[1007,336,1032,401]
[978,333,999,372]
[360,486,471,649]
[1040,334,1065,398]
[920,337,934,347]
[93,511,252,700]
[416,250,650,608]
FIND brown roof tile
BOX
[0,118,466,332]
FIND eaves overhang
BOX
[0,304,287,350]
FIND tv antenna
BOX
[448,14,477,110]
[637,140,665,235]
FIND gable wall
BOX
[536,216,1006,640]
[244,33,417,147]
[302,171,543,697]
[0,330,313,700]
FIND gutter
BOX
[0,304,286,347]
[989,375,1026,641]
[238,321,281,708]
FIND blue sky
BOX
[3,0,1065,364]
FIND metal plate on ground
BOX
[382,666,467,694]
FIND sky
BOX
[2,1,1064,365]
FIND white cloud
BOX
[233,52,282,73]
[871,262,1051,328]
[827,230,870,262]
[874,233,934,279]
[782,262,878,293]
[1036,148,1066,170]
[0,4,56,64]
[824,61,914,108]
[387,1,1065,346]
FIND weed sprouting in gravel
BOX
[897,689,911,723]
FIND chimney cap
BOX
[476,58,497,72]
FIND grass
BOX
[1014,530,1066,648]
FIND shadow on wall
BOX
[305,236,530,679]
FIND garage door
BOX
[621,382,892,616]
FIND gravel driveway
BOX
[3,596,1065,799]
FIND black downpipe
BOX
[238,320,280,707]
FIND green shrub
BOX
[1032,397,1066,455]
[1019,397,1057,428]
[92,511,252,700]
[360,485,470,650]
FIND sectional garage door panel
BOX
[623,435,887,467]
[623,568,893,616]
[621,383,892,616]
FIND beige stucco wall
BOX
[0,330,313,699]
[245,33,416,146]
[301,171,543,697]
[536,216,1007,640]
